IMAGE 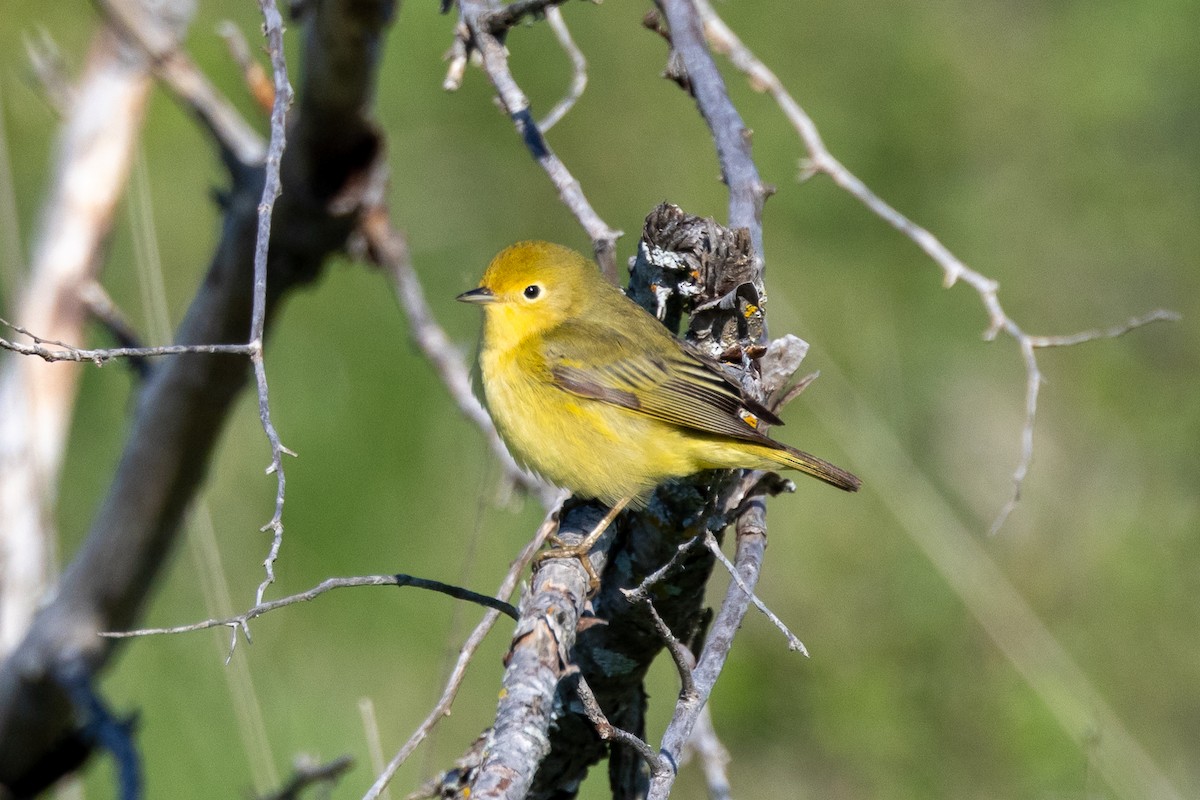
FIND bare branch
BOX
[691,0,1179,531]
[573,675,666,775]
[626,534,703,596]
[622,589,699,697]
[703,530,806,655]
[364,509,559,799]
[465,501,620,800]
[102,574,518,641]
[1,318,255,363]
[0,0,399,788]
[535,7,587,132]
[250,0,297,607]
[454,0,622,279]
[1028,309,1180,349]
[649,498,769,799]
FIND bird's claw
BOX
[533,543,601,594]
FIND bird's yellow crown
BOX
[462,241,600,349]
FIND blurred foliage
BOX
[1,0,1197,798]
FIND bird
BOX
[458,241,859,586]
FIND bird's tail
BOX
[769,442,861,492]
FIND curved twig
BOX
[536,7,587,132]
[101,574,518,641]
[454,0,622,279]
[250,0,297,606]
[690,0,1178,531]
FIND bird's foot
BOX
[534,542,601,593]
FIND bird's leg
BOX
[535,497,631,591]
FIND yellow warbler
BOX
[459,240,859,497]
[459,241,859,580]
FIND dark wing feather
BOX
[542,319,781,443]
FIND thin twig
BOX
[363,509,559,800]
[622,591,698,697]
[574,674,667,774]
[101,574,518,641]
[1,319,254,364]
[251,0,296,607]
[536,7,587,132]
[691,0,1178,532]
[455,0,621,279]
[704,531,806,655]
[657,0,767,262]
[1028,310,1180,349]
[627,534,703,597]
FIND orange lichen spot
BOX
[738,408,760,429]
[743,303,760,318]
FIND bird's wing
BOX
[541,320,783,443]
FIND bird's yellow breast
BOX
[480,337,701,506]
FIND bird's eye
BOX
[523,285,542,300]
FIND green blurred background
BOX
[2,0,1197,797]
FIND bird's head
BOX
[458,241,598,345]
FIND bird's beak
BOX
[456,287,495,304]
